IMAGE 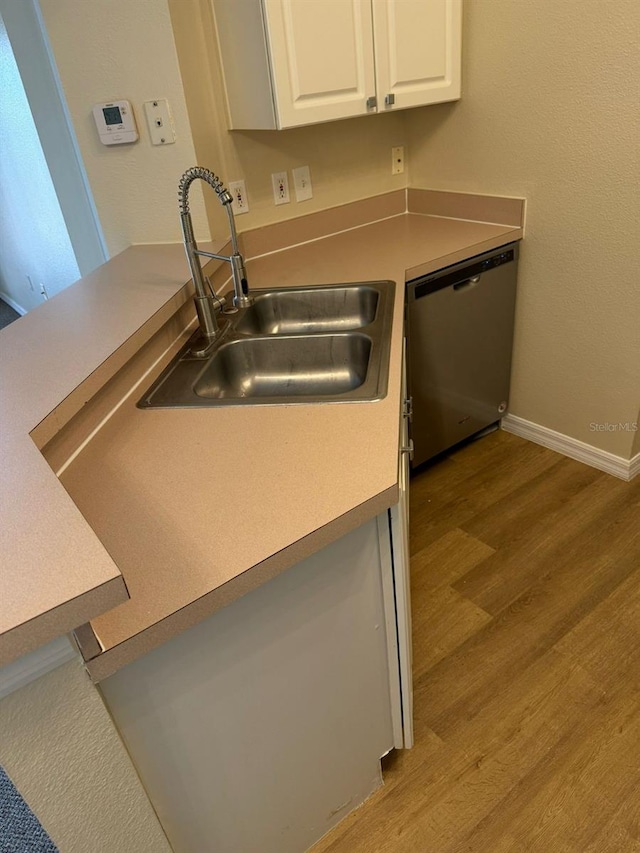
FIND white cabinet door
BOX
[262,0,376,127]
[372,0,462,110]
[212,0,462,128]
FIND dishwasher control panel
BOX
[480,247,515,271]
[413,246,515,299]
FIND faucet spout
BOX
[178,167,253,352]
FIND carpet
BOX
[0,300,20,331]
[0,767,58,852]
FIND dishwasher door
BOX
[406,243,518,467]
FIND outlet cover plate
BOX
[228,180,249,214]
[271,171,290,205]
[391,146,404,175]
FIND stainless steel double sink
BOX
[138,282,394,408]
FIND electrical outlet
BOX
[228,180,249,214]
[292,166,313,202]
[271,171,290,205]
[392,146,404,175]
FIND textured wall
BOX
[0,658,171,853]
[406,0,640,459]
[167,0,407,240]
[39,0,209,257]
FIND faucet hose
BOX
[178,166,232,215]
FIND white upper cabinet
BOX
[211,0,462,130]
[263,0,377,126]
[372,0,462,110]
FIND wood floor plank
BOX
[311,432,640,853]
[459,454,602,551]
[409,433,560,555]
[412,582,492,678]
[411,528,495,593]
[456,686,640,852]
[402,650,606,851]
[555,561,640,691]
[582,790,640,852]
[411,529,495,676]
[415,550,635,738]
[452,469,639,615]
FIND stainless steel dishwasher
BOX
[406,242,519,467]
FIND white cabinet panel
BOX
[264,0,376,127]
[373,0,462,110]
[101,517,395,853]
[211,0,461,129]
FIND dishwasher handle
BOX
[453,274,481,292]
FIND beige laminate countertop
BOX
[0,189,524,677]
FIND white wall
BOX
[0,10,79,313]
[0,657,172,853]
[38,0,209,257]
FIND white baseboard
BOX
[0,290,27,315]
[501,414,637,482]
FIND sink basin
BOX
[234,286,378,335]
[138,280,394,408]
[194,334,371,401]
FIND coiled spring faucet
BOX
[178,167,253,355]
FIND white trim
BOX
[0,290,27,316]
[0,0,108,274]
[502,414,637,482]
[377,513,404,750]
[0,636,77,700]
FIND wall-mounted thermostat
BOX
[92,100,138,145]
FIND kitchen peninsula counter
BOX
[0,189,524,676]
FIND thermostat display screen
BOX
[103,105,123,126]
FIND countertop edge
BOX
[404,227,523,281]
[85,483,398,682]
[0,575,128,669]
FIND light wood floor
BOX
[312,430,640,853]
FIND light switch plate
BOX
[143,99,176,145]
[292,166,313,202]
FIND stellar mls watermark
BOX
[589,422,638,432]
